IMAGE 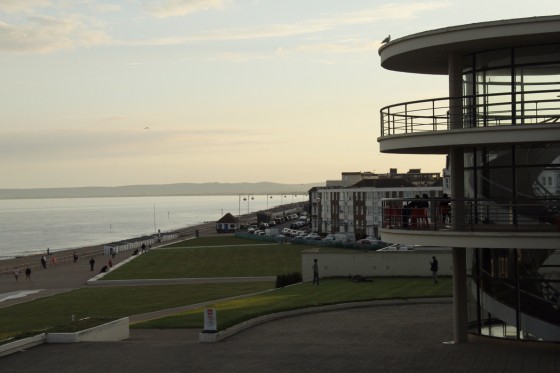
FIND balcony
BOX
[378,90,560,154]
[379,197,559,249]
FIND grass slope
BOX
[135,277,452,331]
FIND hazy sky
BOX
[1,1,558,188]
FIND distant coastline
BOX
[0,182,323,200]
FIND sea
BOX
[0,195,299,260]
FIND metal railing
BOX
[381,197,560,232]
[380,89,560,137]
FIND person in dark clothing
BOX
[430,256,439,284]
[312,259,320,285]
[25,267,31,280]
[89,257,95,271]
[73,251,79,263]
[41,255,47,269]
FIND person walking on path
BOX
[25,267,31,281]
[73,251,79,263]
[41,255,47,269]
[14,267,20,282]
[89,257,95,271]
[430,256,439,284]
[312,259,320,286]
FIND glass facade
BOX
[463,44,560,341]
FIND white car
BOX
[323,234,335,241]
[305,232,321,240]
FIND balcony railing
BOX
[381,197,560,233]
[380,89,560,137]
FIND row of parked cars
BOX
[246,213,304,235]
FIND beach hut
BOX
[215,213,239,233]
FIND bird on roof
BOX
[381,35,391,44]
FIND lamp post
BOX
[243,195,254,214]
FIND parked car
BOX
[305,232,321,240]
[356,237,379,245]
[268,220,276,226]
[323,234,336,241]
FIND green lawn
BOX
[0,236,453,341]
[103,242,304,279]
[0,282,273,341]
[135,277,452,331]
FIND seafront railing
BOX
[0,233,179,275]
[380,89,560,137]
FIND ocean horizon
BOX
[0,195,305,260]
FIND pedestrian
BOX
[73,251,79,263]
[312,258,320,285]
[89,257,95,271]
[430,256,439,284]
[14,267,20,282]
[110,247,116,258]
[41,255,47,269]
[141,243,146,253]
[25,267,31,280]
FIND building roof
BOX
[379,15,560,75]
[351,178,416,188]
[216,213,238,223]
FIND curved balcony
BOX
[379,197,559,249]
[378,90,560,154]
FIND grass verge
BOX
[134,277,452,331]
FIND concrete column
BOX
[452,247,469,343]
[449,53,469,343]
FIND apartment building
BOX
[310,177,442,239]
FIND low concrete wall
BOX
[0,333,46,357]
[302,250,452,282]
[46,317,129,343]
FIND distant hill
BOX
[0,182,324,199]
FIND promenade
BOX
[1,233,559,372]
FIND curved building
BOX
[378,16,560,343]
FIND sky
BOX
[1,1,558,189]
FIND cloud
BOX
[0,0,51,14]
[146,0,230,18]
[128,1,448,47]
[0,15,110,53]
[0,127,281,161]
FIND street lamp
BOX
[243,195,254,214]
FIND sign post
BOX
[203,308,217,333]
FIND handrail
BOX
[380,89,560,137]
[381,197,560,232]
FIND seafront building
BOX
[378,16,560,343]
[310,169,443,239]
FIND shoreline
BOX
[0,202,305,274]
